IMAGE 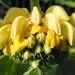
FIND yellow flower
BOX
[3,16,29,56]
[1,7,30,55]
[1,6,75,56]
[42,5,75,48]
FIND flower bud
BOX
[35,45,42,54]
[23,50,32,60]
[36,32,46,42]
[44,44,51,54]
[27,35,35,48]
[31,60,39,69]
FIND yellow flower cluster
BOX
[0,6,75,56]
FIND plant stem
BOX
[0,0,10,9]
[30,0,41,11]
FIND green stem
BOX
[30,0,41,11]
[0,0,10,9]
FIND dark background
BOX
[0,0,75,18]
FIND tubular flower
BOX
[0,5,75,58]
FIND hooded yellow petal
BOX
[42,13,61,35]
[68,16,75,28]
[60,21,75,45]
[0,24,11,49]
[31,7,41,25]
[22,8,30,17]
[11,16,29,40]
[71,12,75,19]
[46,5,69,21]
[3,7,28,24]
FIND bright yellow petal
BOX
[3,39,13,55]
[59,36,68,51]
[71,12,75,19]
[60,21,75,45]
[31,7,41,25]
[4,34,28,56]
[11,16,29,40]
[39,25,48,33]
[55,35,61,47]
[3,7,28,24]
[55,35,67,51]
[24,25,32,37]
[30,24,41,34]
[0,24,11,49]
[45,29,55,48]
[14,35,28,52]
[46,5,69,21]
[42,13,61,35]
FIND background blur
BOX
[0,0,75,18]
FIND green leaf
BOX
[0,55,9,62]
[0,55,17,75]
[0,55,29,75]
[16,63,29,75]
[56,58,75,75]
[64,1,75,8]
[3,58,17,75]
[0,55,9,75]
[48,64,58,75]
